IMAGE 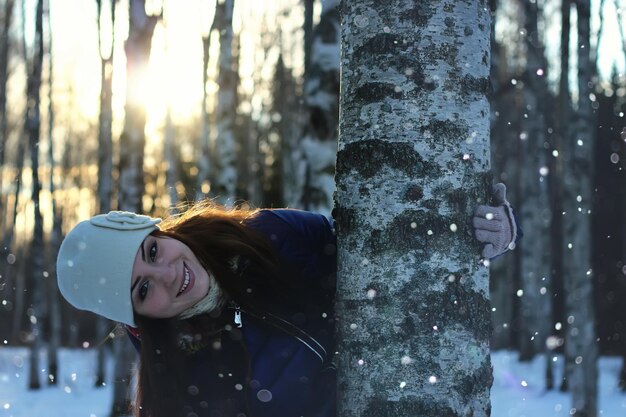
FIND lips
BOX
[177,262,194,296]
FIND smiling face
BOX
[130,234,213,319]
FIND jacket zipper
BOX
[229,303,327,363]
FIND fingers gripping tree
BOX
[335,1,492,416]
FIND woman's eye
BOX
[139,281,149,301]
[149,242,158,262]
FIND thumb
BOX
[491,183,507,205]
[482,243,496,259]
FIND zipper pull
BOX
[234,306,243,328]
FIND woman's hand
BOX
[472,183,518,259]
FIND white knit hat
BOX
[56,211,161,326]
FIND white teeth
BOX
[178,266,190,295]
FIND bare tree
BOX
[45,0,62,386]
[26,0,45,391]
[517,0,552,367]
[195,0,218,201]
[95,0,117,388]
[335,1,492,415]
[0,0,15,173]
[295,0,339,216]
[0,0,16,287]
[561,0,598,415]
[118,0,158,213]
[213,0,237,203]
[112,0,158,414]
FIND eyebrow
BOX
[130,241,147,295]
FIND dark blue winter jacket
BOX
[129,209,337,417]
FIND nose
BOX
[147,263,176,286]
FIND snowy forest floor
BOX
[0,347,623,416]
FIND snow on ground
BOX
[0,347,624,416]
[491,351,626,417]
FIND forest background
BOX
[0,0,625,415]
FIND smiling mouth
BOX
[177,264,191,296]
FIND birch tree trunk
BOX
[0,0,14,173]
[303,0,314,74]
[45,3,61,385]
[561,0,598,414]
[113,0,156,412]
[118,0,157,213]
[0,0,15,241]
[297,0,339,216]
[195,0,217,200]
[558,0,572,392]
[517,0,552,363]
[335,1,492,415]
[95,0,117,388]
[7,0,31,346]
[26,0,45,391]
[274,54,300,207]
[6,141,25,344]
[214,0,237,203]
[163,107,179,208]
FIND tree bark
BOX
[213,0,237,204]
[556,0,571,393]
[195,0,218,201]
[303,0,314,75]
[0,0,14,172]
[6,144,25,345]
[561,0,598,415]
[95,0,117,388]
[297,0,340,216]
[118,0,158,213]
[112,0,156,412]
[517,0,552,362]
[45,0,61,385]
[273,54,300,207]
[26,0,45,391]
[335,1,492,415]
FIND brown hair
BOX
[132,201,286,417]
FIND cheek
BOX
[146,291,173,317]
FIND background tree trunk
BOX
[0,0,14,175]
[95,0,117,388]
[45,0,61,385]
[517,0,552,364]
[558,0,572,393]
[561,0,598,414]
[195,0,217,200]
[118,0,158,213]
[26,0,45,391]
[214,0,237,203]
[335,1,492,415]
[112,0,157,413]
[297,0,339,216]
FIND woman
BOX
[56,186,517,417]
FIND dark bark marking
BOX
[412,275,492,341]
[352,34,435,95]
[403,185,424,202]
[366,209,449,254]
[333,204,359,235]
[362,398,458,417]
[458,75,490,96]
[419,119,469,145]
[354,82,402,103]
[354,33,408,63]
[400,3,436,27]
[452,357,494,404]
[337,140,439,180]
[421,42,460,68]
